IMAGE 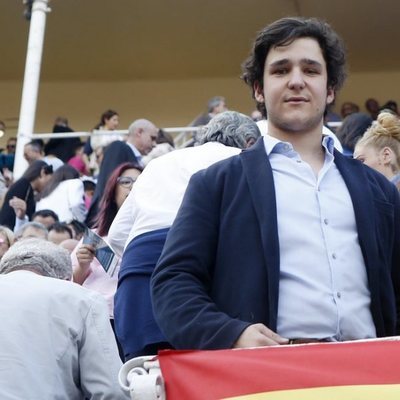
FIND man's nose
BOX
[287,68,305,90]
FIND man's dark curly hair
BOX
[242,17,347,118]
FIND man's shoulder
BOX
[106,140,129,151]
[151,142,239,163]
[144,143,242,180]
[364,164,399,197]
[194,150,243,179]
[102,140,132,161]
[46,278,109,317]
[53,278,107,303]
[102,141,136,165]
[9,272,107,307]
[185,149,255,198]
[196,140,265,179]
[338,153,398,198]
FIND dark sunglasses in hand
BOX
[117,176,137,188]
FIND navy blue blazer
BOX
[151,138,400,350]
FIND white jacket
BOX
[36,179,86,222]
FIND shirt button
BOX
[324,218,329,225]
[296,160,302,163]
[337,292,342,299]
[332,253,337,259]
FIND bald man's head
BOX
[127,119,158,155]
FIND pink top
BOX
[71,235,120,318]
[84,194,92,210]
[68,155,89,175]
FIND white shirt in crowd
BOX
[108,142,242,257]
[0,270,128,399]
[36,178,87,222]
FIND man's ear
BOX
[136,128,143,137]
[326,87,335,105]
[254,82,264,103]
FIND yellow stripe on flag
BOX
[224,384,400,400]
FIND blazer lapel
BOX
[240,139,280,327]
[334,151,380,293]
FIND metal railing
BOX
[13,122,341,178]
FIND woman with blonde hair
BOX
[354,112,400,190]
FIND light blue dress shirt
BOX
[263,135,376,341]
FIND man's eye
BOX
[273,68,287,75]
[305,68,318,75]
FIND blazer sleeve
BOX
[151,170,250,350]
[391,187,400,334]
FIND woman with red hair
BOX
[71,162,142,320]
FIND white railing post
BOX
[14,0,51,179]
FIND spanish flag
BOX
[158,338,400,399]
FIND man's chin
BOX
[270,116,323,134]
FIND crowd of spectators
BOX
[0,96,399,397]
[0,97,399,397]
[0,108,264,397]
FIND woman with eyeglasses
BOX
[0,226,15,260]
[0,160,53,230]
[71,162,142,342]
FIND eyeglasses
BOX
[117,176,136,188]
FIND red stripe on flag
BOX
[158,339,400,400]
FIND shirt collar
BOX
[263,134,335,157]
[391,173,400,185]
[322,135,335,155]
[5,270,40,276]
[126,142,142,158]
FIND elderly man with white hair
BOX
[85,118,158,227]
[0,239,128,399]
